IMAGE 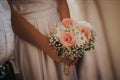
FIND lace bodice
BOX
[13,0,57,14]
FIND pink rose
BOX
[79,27,91,42]
[60,32,75,47]
[61,18,73,28]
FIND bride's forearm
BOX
[10,5,48,50]
[57,0,70,20]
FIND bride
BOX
[8,0,78,80]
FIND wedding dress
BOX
[13,0,78,80]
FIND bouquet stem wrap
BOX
[64,63,70,75]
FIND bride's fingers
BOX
[62,58,71,65]
[70,58,79,65]
[49,52,65,63]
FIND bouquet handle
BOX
[64,63,71,75]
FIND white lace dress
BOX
[0,0,14,65]
[14,0,78,80]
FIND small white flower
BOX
[75,33,86,46]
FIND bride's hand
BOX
[40,36,71,63]
[69,58,79,66]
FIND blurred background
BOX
[67,0,120,80]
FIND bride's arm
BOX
[7,0,70,63]
[57,0,70,20]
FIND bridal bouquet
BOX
[49,18,95,75]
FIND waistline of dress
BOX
[21,7,58,19]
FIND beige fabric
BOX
[14,0,78,80]
[0,0,14,65]
[67,0,120,80]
